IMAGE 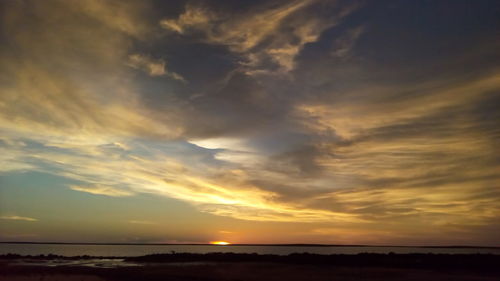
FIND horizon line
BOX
[0,241,498,249]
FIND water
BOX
[12,258,142,268]
[1,243,499,256]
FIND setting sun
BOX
[210,241,231,245]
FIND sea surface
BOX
[1,243,499,257]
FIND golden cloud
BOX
[0,215,38,222]
[127,53,185,81]
[1,0,498,244]
[70,185,134,197]
[160,0,357,73]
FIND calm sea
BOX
[1,243,499,256]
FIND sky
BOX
[0,0,499,246]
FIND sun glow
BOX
[210,241,231,245]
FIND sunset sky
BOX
[0,0,499,246]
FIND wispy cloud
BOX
[160,3,215,34]
[70,185,134,197]
[127,53,185,81]
[0,215,38,222]
[160,0,358,73]
[331,25,365,58]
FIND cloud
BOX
[160,3,214,34]
[3,73,497,225]
[67,0,151,38]
[2,134,363,223]
[331,25,365,58]
[0,215,38,222]
[127,53,185,81]
[70,185,134,197]
[160,1,358,73]
[0,0,185,146]
[286,72,500,225]
[1,0,499,244]
[161,1,312,52]
[0,140,35,172]
[128,54,167,76]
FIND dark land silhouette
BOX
[1,253,499,281]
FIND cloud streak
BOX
[0,216,38,222]
[70,185,134,197]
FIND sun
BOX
[210,241,231,245]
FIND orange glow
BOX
[210,241,231,245]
